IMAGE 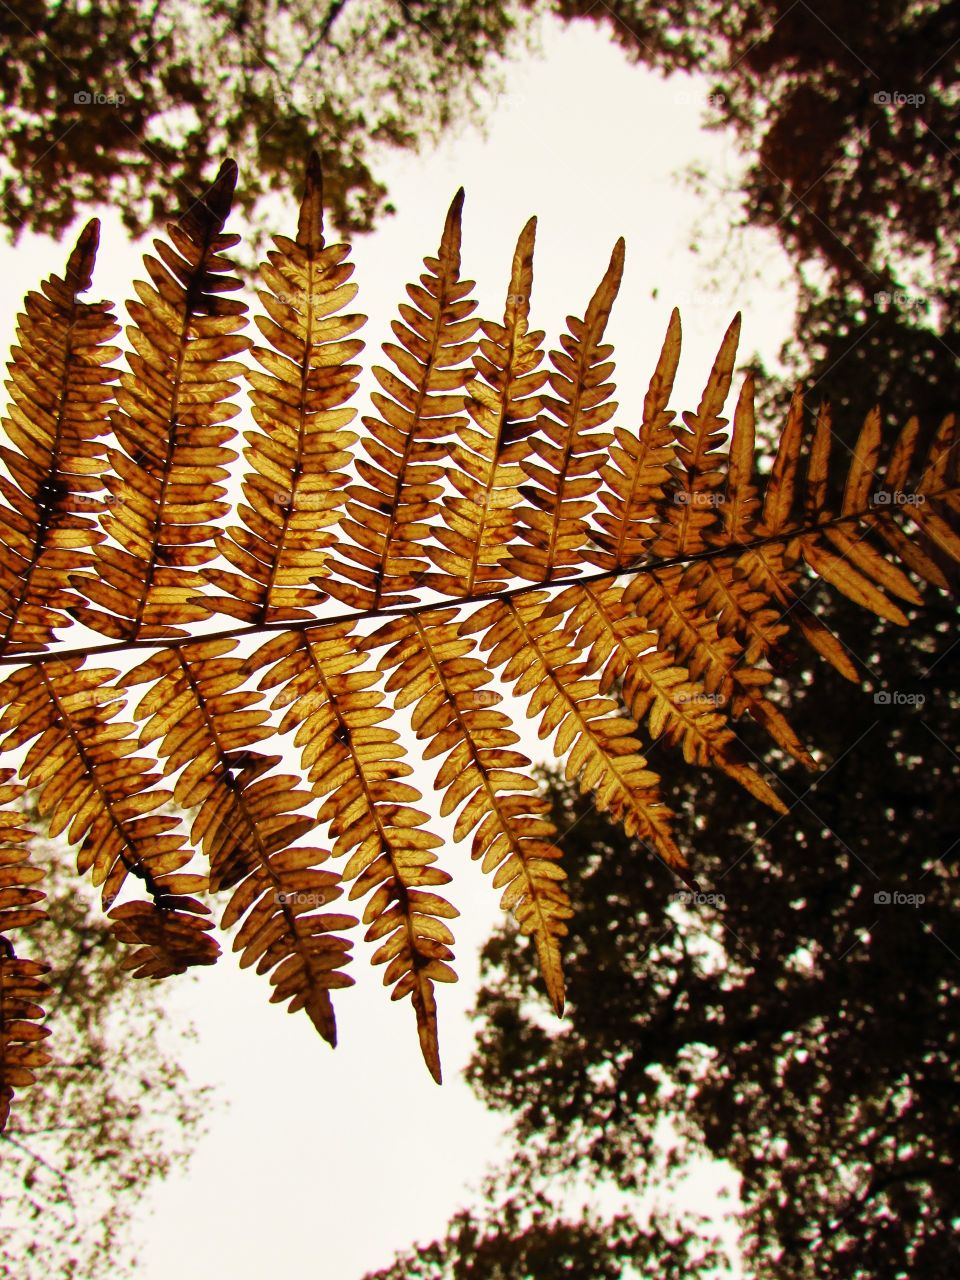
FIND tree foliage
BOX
[0,153,956,1126]
[363,1183,729,1280]
[551,0,959,315]
[410,587,958,1276]
[6,0,956,308]
[0,812,211,1280]
[0,0,529,240]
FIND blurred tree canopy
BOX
[0,0,530,239]
[4,0,956,318]
[374,591,959,1277]
[0,824,212,1280]
[364,1190,729,1280]
[551,0,959,320]
[543,0,957,444]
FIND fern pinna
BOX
[0,154,956,1111]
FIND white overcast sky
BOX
[0,13,799,1278]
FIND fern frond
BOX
[218,846,354,1046]
[70,163,251,640]
[364,612,570,1014]
[625,564,814,766]
[547,582,786,812]
[904,412,960,563]
[204,154,366,622]
[863,414,952,589]
[0,771,50,1131]
[0,220,120,654]
[107,883,220,979]
[651,314,740,558]
[125,639,353,1042]
[0,154,957,1083]
[584,307,680,571]
[503,239,625,583]
[463,593,690,877]
[428,217,548,597]
[323,190,478,608]
[0,661,198,912]
[255,624,455,1081]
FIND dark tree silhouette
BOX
[373,587,960,1276]
[547,0,959,323]
[0,0,529,239]
[0,821,212,1280]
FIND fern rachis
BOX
[0,152,955,1111]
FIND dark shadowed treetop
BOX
[548,0,960,322]
[0,0,530,239]
[0,824,211,1280]
[363,1191,729,1280]
[457,594,960,1279]
[3,0,957,313]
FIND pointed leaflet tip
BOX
[420,1026,443,1085]
[584,236,626,338]
[439,188,465,267]
[505,216,537,325]
[65,218,100,294]
[297,151,325,251]
[194,159,238,232]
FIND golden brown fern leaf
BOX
[107,882,221,980]
[619,318,959,756]
[858,413,951,590]
[693,383,949,688]
[363,612,571,1014]
[798,404,952,617]
[428,216,548,597]
[503,240,624,583]
[618,333,817,767]
[204,154,366,622]
[69,162,251,640]
[0,156,957,1085]
[551,311,786,800]
[707,393,860,682]
[0,220,120,655]
[650,314,740,559]
[0,771,51,1131]
[0,661,195,909]
[547,581,787,812]
[254,624,455,1081]
[124,639,353,1043]
[0,661,219,982]
[463,593,691,878]
[584,308,681,571]
[323,190,478,608]
[865,411,959,585]
[678,377,792,670]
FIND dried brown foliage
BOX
[0,154,956,1111]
